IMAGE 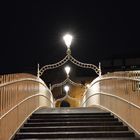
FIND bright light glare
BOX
[65,66,71,75]
[86,84,90,88]
[63,34,73,48]
[64,85,69,92]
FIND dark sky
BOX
[1,1,140,76]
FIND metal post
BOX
[99,62,102,77]
[66,48,71,59]
[49,83,51,90]
[37,63,40,78]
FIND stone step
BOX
[27,118,118,123]
[13,108,137,139]
[14,131,135,139]
[13,138,140,140]
[32,112,111,116]
[20,126,128,132]
[30,114,114,119]
[24,121,123,127]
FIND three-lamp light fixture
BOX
[37,33,101,78]
[62,34,72,94]
[37,33,101,106]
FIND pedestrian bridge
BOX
[0,71,140,139]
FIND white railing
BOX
[82,71,140,136]
[0,73,54,140]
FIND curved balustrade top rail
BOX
[0,73,36,83]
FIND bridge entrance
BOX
[60,100,70,107]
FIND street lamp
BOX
[54,85,70,106]
[54,83,80,107]
[63,34,73,55]
[38,33,102,107]
[51,65,83,91]
[38,33,101,78]
[51,65,83,106]
[63,34,73,49]
[64,85,69,93]
[64,66,71,77]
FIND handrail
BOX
[0,94,54,120]
[9,106,41,140]
[8,94,53,140]
[91,76,140,87]
[0,78,45,88]
[82,92,140,110]
[91,76,140,86]
[82,92,140,136]
[83,76,140,98]
[82,71,140,136]
[0,73,54,140]
[0,78,53,97]
[91,104,140,136]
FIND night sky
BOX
[1,1,140,77]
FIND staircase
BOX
[13,108,138,139]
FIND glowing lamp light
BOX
[65,66,71,75]
[63,34,73,49]
[86,84,90,88]
[64,85,69,93]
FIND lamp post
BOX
[51,66,83,106]
[51,66,83,91]
[37,33,101,107]
[38,33,101,78]
[63,34,73,55]
[64,85,69,95]
[64,66,71,78]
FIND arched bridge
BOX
[0,71,140,139]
